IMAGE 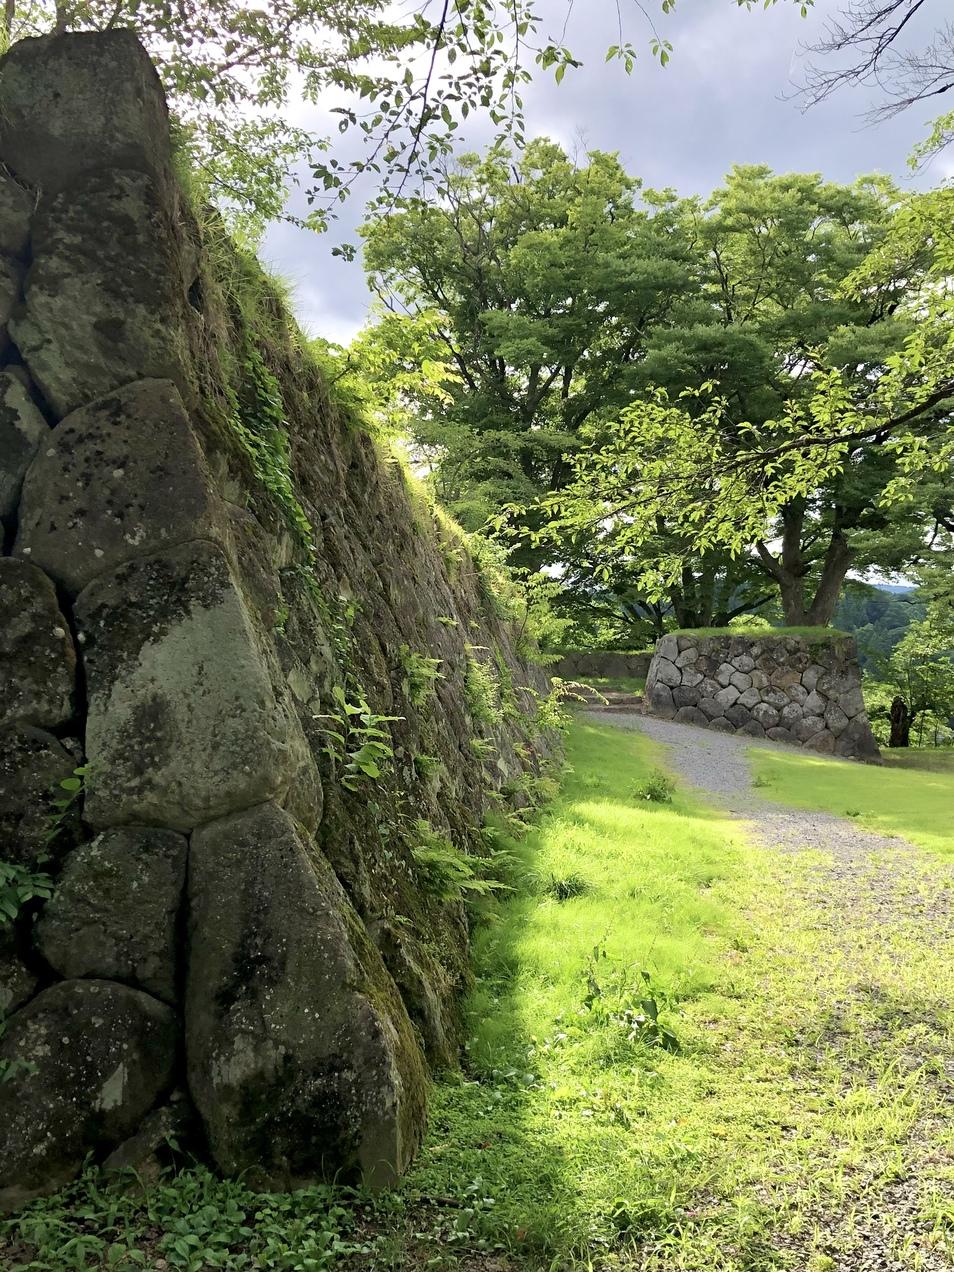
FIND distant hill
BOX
[835,582,923,670]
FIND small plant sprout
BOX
[635,769,675,803]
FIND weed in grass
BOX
[635,768,676,803]
[542,872,590,901]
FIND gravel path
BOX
[593,711,954,1272]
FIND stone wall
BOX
[549,650,652,682]
[0,32,557,1208]
[645,632,880,760]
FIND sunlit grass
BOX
[5,722,953,1270]
[748,746,954,857]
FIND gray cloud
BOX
[263,0,942,342]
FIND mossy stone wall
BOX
[0,30,557,1209]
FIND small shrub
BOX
[465,646,503,727]
[634,769,675,804]
[399,645,443,708]
[413,753,441,782]
[0,861,54,925]
[583,945,681,1053]
[469,736,497,760]
[544,872,590,901]
[316,687,400,792]
[410,820,505,902]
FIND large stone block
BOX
[803,690,826,717]
[674,706,707,727]
[835,717,881,761]
[673,685,702,709]
[794,714,826,743]
[0,925,36,1016]
[0,31,172,195]
[36,828,186,1004]
[761,688,790,711]
[0,255,21,333]
[75,541,319,832]
[0,371,48,519]
[0,175,31,258]
[0,559,75,729]
[824,702,850,737]
[656,634,678,662]
[751,702,780,730]
[186,802,428,1190]
[0,726,78,867]
[11,169,192,418]
[699,696,725,719]
[779,703,804,732]
[649,684,675,718]
[0,979,176,1211]
[837,685,866,719]
[17,380,220,595]
[654,658,681,687]
[715,684,740,708]
[739,719,766,738]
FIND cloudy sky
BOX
[262,0,946,346]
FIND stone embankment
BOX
[645,631,880,761]
[0,31,555,1208]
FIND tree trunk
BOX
[804,529,852,627]
[889,696,911,748]
[755,513,853,627]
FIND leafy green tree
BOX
[361,143,788,631]
[539,166,946,625]
[363,139,693,526]
[875,616,954,748]
[5,0,806,231]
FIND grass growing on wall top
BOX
[748,747,954,858]
[667,625,851,642]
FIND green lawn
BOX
[4,722,953,1270]
[881,748,954,775]
[749,746,954,857]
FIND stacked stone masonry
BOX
[0,31,555,1208]
[645,632,880,761]
[548,650,652,682]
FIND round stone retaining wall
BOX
[645,632,880,761]
[549,650,652,681]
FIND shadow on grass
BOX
[399,720,760,1268]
